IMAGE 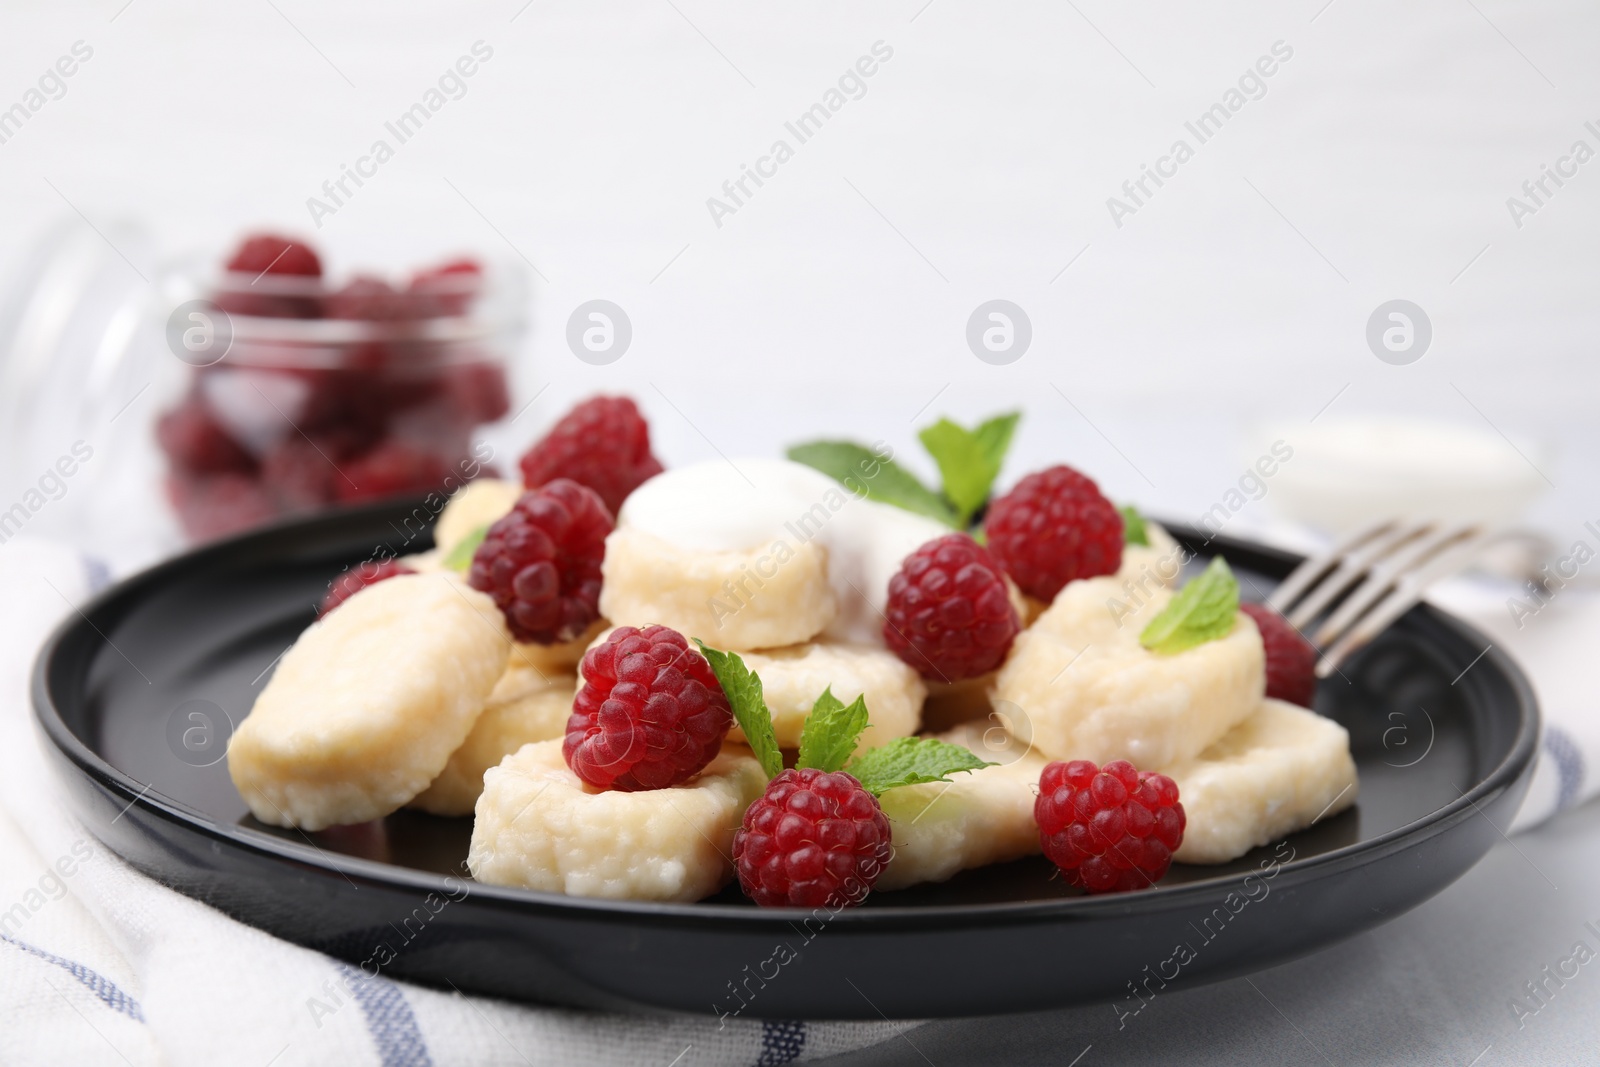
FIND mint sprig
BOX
[1120,505,1149,547]
[917,411,1020,526]
[1139,556,1239,654]
[787,409,1022,530]
[796,687,871,774]
[785,441,957,526]
[441,523,490,572]
[694,641,783,779]
[845,737,995,796]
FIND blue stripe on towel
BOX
[336,963,433,1067]
[1544,725,1586,812]
[756,1020,806,1065]
[1,932,145,1021]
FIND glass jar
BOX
[0,219,529,573]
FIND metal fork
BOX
[1266,519,1542,677]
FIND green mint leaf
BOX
[786,441,958,527]
[796,687,871,773]
[1120,505,1149,546]
[845,736,994,796]
[441,523,489,572]
[1139,556,1240,655]
[916,411,1021,527]
[693,640,782,779]
[972,411,1021,471]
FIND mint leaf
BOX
[786,441,957,526]
[845,737,994,796]
[796,688,871,773]
[1139,556,1239,654]
[694,640,782,779]
[916,412,1021,527]
[1120,505,1149,547]
[441,523,489,571]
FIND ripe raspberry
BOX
[326,275,410,321]
[883,533,1019,681]
[156,397,256,474]
[734,768,893,908]
[1036,759,1185,894]
[407,258,482,317]
[518,396,663,517]
[564,625,733,791]
[1241,603,1318,707]
[224,234,321,277]
[261,436,341,511]
[318,560,414,617]
[469,479,611,643]
[445,361,510,423]
[335,441,451,504]
[985,465,1123,603]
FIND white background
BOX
[0,0,1595,547]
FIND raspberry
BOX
[219,234,322,318]
[224,234,321,277]
[518,396,663,517]
[1036,759,1185,894]
[261,436,341,510]
[564,625,732,791]
[407,258,482,317]
[985,465,1123,602]
[445,361,510,423]
[156,397,256,474]
[1241,603,1318,707]
[469,479,611,643]
[165,472,276,542]
[335,440,451,504]
[318,560,413,617]
[882,533,1020,681]
[733,768,893,908]
[326,275,410,321]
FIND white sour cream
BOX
[618,458,952,644]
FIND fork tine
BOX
[1315,528,1493,677]
[1282,520,1435,630]
[1311,522,1483,649]
[1268,519,1400,615]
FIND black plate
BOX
[33,500,1538,1019]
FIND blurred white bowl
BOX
[1253,416,1552,535]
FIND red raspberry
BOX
[335,441,451,504]
[261,436,341,511]
[219,234,322,318]
[1241,603,1317,707]
[407,258,482,317]
[564,625,732,791]
[469,479,611,643]
[1036,759,1185,894]
[985,465,1123,602]
[165,472,277,542]
[326,275,410,321]
[734,768,893,908]
[518,396,663,517]
[318,560,414,617]
[445,361,510,423]
[156,397,257,474]
[882,533,1020,681]
[224,234,321,277]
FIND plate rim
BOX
[32,500,1541,931]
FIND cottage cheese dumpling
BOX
[409,668,579,817]
[733,642,925,752]
[468,740,766,901]
[229,573,511,830]
[1117,520,1184,591]
[434,478,524,555]
[993,576,1264,768]
[876,722,1049,891]
[507,619,609,677]
[600,525,835,650]
[1166,699,1358,864]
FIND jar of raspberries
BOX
[155,233,526,541]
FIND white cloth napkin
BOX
[1,538,1594,1067]
[0,539,905,1067]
